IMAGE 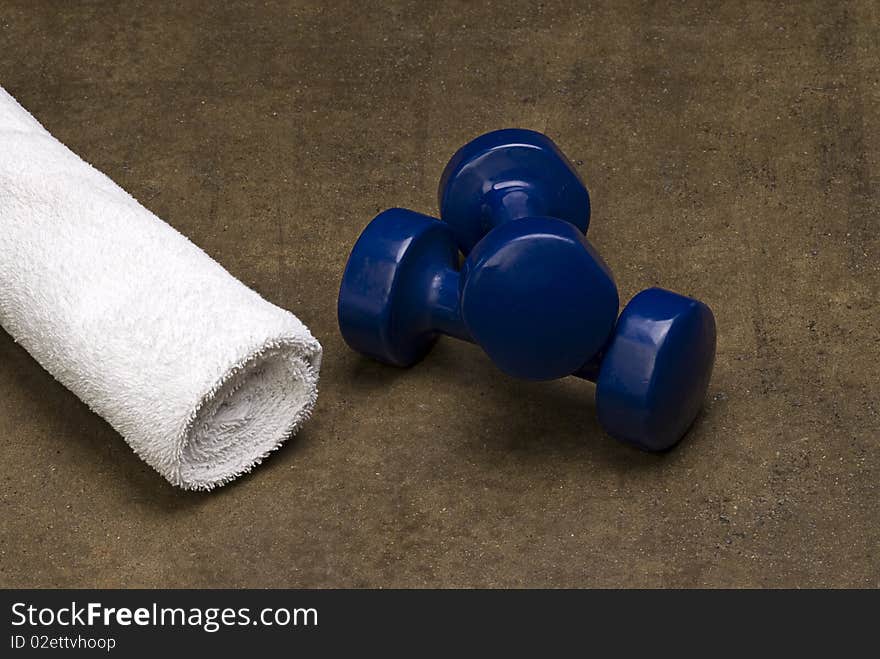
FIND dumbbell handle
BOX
[484,185,549,228]
[426,267,471,342]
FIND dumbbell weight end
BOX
[573,288,717,452]
[338,208,463,367]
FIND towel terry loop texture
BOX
[0,86,322,490]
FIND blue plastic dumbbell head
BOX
[593,288,717,452]
[438,128,591,254]
[460,216,619,380]
[337,208,459,367]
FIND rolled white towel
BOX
[0,86,322,490]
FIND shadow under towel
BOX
[0,85,322,490]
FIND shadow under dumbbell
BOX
[338,334,712,474]
[484,380,663,467]
[394,340,690,470]
[342,353,413,391]
[488,377,712,473]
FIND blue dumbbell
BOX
[338,130,716,450]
